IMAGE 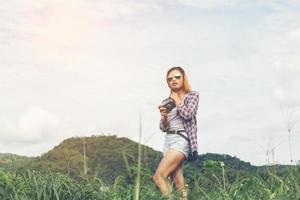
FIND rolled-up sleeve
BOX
[177,91,199,120]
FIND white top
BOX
[167,107,188,138]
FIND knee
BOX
[152,173,159,184]
[152,173,165,185]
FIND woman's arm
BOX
[159,115,169,132]
[177,91,199,120]
[158,101,169,132]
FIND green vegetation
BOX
[0,135,299,199]
[1,163,299,199]
[0,153,33,169]
[25,135,162,184]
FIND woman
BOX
[152,66,199,199]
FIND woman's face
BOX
[167,69,184,91]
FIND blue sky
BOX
[0,0,300,165]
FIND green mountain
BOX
[26,135,163,184]
[4,135,291,186]
[196,153,255,171]
[0,153,33,169]
[23,135,261,183]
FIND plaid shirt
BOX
[159,90,199,154]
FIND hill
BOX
[26,135,163,184]
[197,153,255,171]
[1,135,299,199]
[0,153,33,169]
[23,135,262,184]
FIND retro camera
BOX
[161,98,176,113]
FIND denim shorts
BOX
[163,133,190,159]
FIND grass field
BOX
[0,163,299,200]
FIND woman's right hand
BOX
[158,105,168,118]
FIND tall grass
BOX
[0,161,299,199]
[187,163,300,200]
[134,110,142,200]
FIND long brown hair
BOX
[166,66,192,93]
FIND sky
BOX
[1,0,300,166]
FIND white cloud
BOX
[0,106,59,144]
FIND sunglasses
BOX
[167,74,182,82]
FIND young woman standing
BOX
[152,66,199,200]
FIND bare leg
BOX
[170,163,188,200]
[152,149,186,196]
